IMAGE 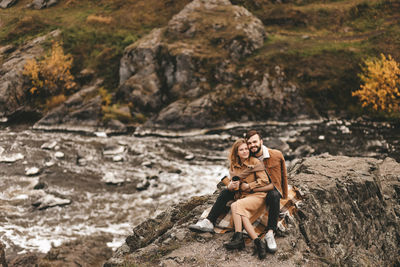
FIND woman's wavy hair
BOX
[229,138,247,169]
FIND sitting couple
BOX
[189,130,288,260]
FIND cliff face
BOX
[0,30,61,120]
[290,155,400,266]
[118,0,313,130]
[105,154,400,266]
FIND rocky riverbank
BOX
[105,154,400,266]
[0,119,399,266]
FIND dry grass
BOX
[45,94,66,109]
[86,15,113,25]
[291,0,382,12]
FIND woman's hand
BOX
[240,182,251,192]
[228,181,240,191]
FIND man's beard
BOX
[250,145,261,156]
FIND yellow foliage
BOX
[99,87,112,106]
[23,41,76,99]
[352,54,400,113]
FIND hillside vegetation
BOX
[1,0,399,121]
[1,0,191,90]
[231,0,400,118]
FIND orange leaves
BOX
[23,41,76,101]
[353,54,400,113]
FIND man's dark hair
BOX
[245,129,262,141]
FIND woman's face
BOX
[237,143,249,161]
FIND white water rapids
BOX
[0,129,229,254]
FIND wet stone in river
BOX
[45,160,55,167]
[32,194,71,210]
[0,153,24,163]
[55,151,64,159]
[103,145,125,156]
[25,167,40,176]
[102,172,125,185]
[41,141,57,150]
[112,155,123,162]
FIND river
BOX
[0,119,398,256]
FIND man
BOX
[245,129,288,253]
[189,129,287,253]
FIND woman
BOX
[189,138,270,259]
[223,138,270,259]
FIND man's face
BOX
[247,134,263,155]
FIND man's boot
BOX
[224,232,245,250]
[253,237,267,259]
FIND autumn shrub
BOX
[23,41,76,103]
[352,54,400,113]
[99,87,112,107]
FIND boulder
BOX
[28,0,59,9]
[117,0,315,130]
[105,155,400,266]
[32,194,71,210]
[118,0,273,130]
[0,0,17,8]
[0,30,60,119]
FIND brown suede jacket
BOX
[263,148,288,199]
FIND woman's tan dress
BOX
[230,157,270,223]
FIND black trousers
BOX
[206,189,235,224]
[266,188,281,232]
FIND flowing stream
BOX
[0,119,398,256]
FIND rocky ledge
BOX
[105,154,400,266]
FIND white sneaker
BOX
[264,231,277,253]
[188,218,214,233]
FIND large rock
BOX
[289,155,400,266]
[0,0,17,8]
[118,0,313,130]
[105,155,400,266]
[118,0,315,130]
[28,0,59,9]
[0,30,60,119]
